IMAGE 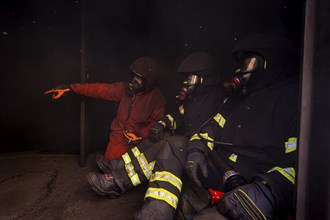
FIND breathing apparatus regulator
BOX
[177,74,203,101]
[223,53,265,94]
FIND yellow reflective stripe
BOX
[122,152,131,164]
[160,121,166,127]
[131,147,141,157]
[229,153,238,162]
[285,137,297,153]
[145,187,178,209]
[166,114,176,130]
[213,113,226,128]
[199,133,214,151]
[189,133,200,141]
[136,153,154,179]
[150,171,182,192]
[189,133,214,150]
[179,104,184,115]
[268,166,295,185]
[234,190,267,220]
[149,161,156,170]
[125,162,141,186]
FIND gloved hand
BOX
[185,151,208,188]
[44,84,71,100]
[149,122,165,143]
[123,130,142,146]
[216,180,276,220]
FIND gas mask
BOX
[224,53,265,94]
[177,74,202,100]
[127,73,146,96]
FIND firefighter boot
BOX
[134,200,175,220]
[86,172,122,198]
[95,153,113,174]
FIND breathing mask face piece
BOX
[127,73,145,96]
[177,74,201,100]
[224,53,264,94]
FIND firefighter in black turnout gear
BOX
[85,52,223,211]
[184,34,300,220]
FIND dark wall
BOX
[0,0,304,153]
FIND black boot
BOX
[86,172,122,198]
[95,154,113,174]
[134,200,175,220]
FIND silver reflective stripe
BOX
[268,166,295,184]
[150,171,182,191]
[136,153,154,179]
[131,147,141,157]
[285,137,297,153]
[125,162,141,186]
[122,152,131,164]
[213,113,226,128]
[179,104,184,115]
[145,187,178,209]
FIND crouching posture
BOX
[86,51,224,217]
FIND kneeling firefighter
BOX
[44,56,166,161]
[183,34,300,219]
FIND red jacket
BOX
[71,82,166,160]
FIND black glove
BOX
[217,180,276,220]
[44,84,71,100]
[123,130,142,146]
[149,122,165,143]
[185,151,208,188]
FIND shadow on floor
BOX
[0,152,147,220]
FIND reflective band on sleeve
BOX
[136,153,154,179]
[150,171,182,191]
[268,166,295,185]
[234,189,267,220]
[285,137,297,153]
[125,162,141,186]
[131,147,141,157]
[166,114,177,130]
[179,104,184,115]
[149,161,156,170]
[144,187,178,209]
[213,113,226,128]
[189,133,201,141]
[229,153,238,162]
[122,152,131,164]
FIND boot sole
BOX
[87,174,121,198]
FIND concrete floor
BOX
[0,152,147,220]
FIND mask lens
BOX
[236,54,263,74]
[184,74,199,86]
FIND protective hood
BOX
[129,56,160,88]
[177,51,221,99]
[177,51,216,77]
[232,33,298,92]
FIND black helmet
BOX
[176,51,219,100]
[225,33,297,94]
[129,56,160,88]
[177,51,216,77]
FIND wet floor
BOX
[0,152,147,220]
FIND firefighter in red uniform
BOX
[44,56,166,161]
